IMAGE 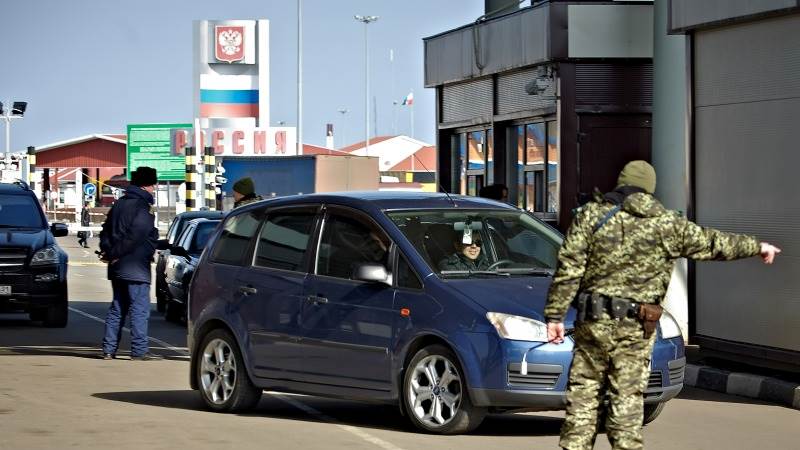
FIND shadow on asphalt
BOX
[92,389,565,436]
[675,386,777,406]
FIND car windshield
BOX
[190,221,219,255]
[386,209,562,278]
[0,194,46,228]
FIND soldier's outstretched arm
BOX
[672,216,780,263]
[544,208,594,322]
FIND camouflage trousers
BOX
[559,317,656,450]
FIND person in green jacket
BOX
[545,160,781,450]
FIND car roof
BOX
[186,217,222,226]
[238,191,517,212]
[0,181,34,194]
[176,210,225,220]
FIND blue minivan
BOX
[188,192,685,434]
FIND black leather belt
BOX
[573,292,640,321]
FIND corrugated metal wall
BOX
[496,67,557,115]
[693,14,800,352]
[441,78,494,123]
[575,63,653,106]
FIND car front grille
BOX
[0,248,28,272]
[669,358,686,385]
[647,371,662,389]
[507,363,562,389]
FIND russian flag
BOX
[401,92,414,106]
[200,74,259,118]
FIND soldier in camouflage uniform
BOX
[232,177,263,208]
[544,161,781,450]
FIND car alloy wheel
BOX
[195,329,262,411]
[200,338,237,405]
[403,344,485,434]
[408,354,462,427]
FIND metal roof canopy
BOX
[33,134,127,168]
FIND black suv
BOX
[0,181,69,327]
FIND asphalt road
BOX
[0,237,797,450]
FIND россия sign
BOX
[127,123,192,181]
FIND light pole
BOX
[354,15,378,157]
[0,101,27,181]
[337,108,348,148]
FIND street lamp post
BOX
[337,108,348,148]
[0,101,27,181]
[354,15,378,157]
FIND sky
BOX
[0,0,485,152]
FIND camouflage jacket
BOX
[544,191,760,321]
[234,194,264,209]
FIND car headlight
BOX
[30,245,60,266]
[486,312,548,342]
[659,310,682,339]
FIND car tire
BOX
[402,344,486,434]
[156,289,166,313]
[196,328,262,412]
[164,298,182,323]
[643,402,666,425]
[43,297,68,328]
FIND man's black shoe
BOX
[130,353,163,361]
[102,353,115,360]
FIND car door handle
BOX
[239,286,258,296]
[308,295,328,305]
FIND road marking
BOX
[68,306,189,357]
[68,261,106,267]
[272,393,406,450]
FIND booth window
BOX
[517,121,558,217]
[456,129,494,196]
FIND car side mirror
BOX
[50,223,68,237]
[171,245,189,258]
[352,263,390,285]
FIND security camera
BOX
[525,77,550,96]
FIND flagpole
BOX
[410,89,414,139]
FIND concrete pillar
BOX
[652,0,689,340]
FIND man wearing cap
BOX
[99,166,167,361]
[544,160,781,450]
[232,177,263,208]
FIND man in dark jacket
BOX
[438,235,491,271]
[99,167,167,361]
[77,202,91,248]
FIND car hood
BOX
[442,276,576,326]
[0,228,51,250]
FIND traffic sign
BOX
[83,183,96,196]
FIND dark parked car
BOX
[187,192,685,434]
[163,218,221,322]
[156,210,224,312]
[0,181,69,327]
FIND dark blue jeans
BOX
[102,280,151,356]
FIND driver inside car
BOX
[438,234,491,271]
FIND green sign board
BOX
[127,123,192,181]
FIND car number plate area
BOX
[0,285,11,295]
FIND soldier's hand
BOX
[759,242,781,264]
[547,322,565,344]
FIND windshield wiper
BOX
[497,267,555,276]
[440,270,510,278]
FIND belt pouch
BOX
[610,298,629,320]
[589,296,604,321]
[637,303,663,339]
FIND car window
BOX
[317,208,390,280]
[397,252,422,290]
[253,208,317,272]
[190,221,219,255]
[166,217,183,244]
[387,209,562,277]
[0,194,46,228]
[176,224,194,250]
[210,210,263,266]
